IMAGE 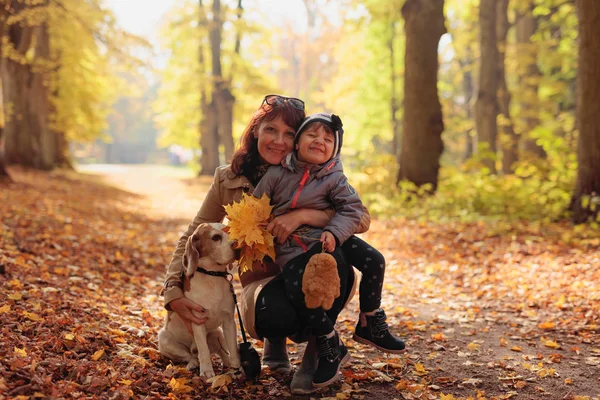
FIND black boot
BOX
[312,331,350,388]
[353,309,406,354]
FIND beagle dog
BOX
[158,223,240,378]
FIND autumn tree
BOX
[515,0,546,160]
[474,0,498,173]
[397,0,445,191]
[497,0,518,174]
[1,0,134,172]
[570,0,600,223]
[1,1,55,170]
[0,8,11,182]
[198,0,219,174]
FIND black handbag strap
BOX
[225,274,249,344]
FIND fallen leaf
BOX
[207,373,232,390]
[91,349,105,361]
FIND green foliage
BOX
[353,154,576,224]
[153,0,281,151]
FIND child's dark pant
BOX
[341,236,385,312]
[281,243,349,336]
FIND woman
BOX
[162,94,362,393]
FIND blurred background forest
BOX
[1,0,599,225]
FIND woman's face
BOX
[255,116,296,165]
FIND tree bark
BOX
[497,0,518,174]
[474,0,498,173]
[570,0,600,223]
[0,7,12,183]
[198,0,219,175]
[389,21,401,162]
[516,1,546,159]
[210,0,235,162]
[459,47,475,161]
[1,2,55,170]
[398,0,445,192]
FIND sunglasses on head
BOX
[262,94,305,111]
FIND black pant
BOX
[255,243,352,339]
[341,236,386,312]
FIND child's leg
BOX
[341,236,406,354]
[281,244,337,336]
[340,236,385,312]
[281,244,350,387]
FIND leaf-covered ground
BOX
[1,165,599,400]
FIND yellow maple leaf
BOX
[467,342,481,352]
[23,311,42,322]
[440,394,456,400]
[8,292,22,300]
[538,321,555,330]
[541,337,561,349]
[168,377,193,393]
[92,349,105,361]
[207,374,232,391]
[0,304,10,314]
[14,347,27,357]
[413,362,428,376]
[225,193,275,273]
[432,332,446,341]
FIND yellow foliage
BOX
[168,377,193,394]
[224,193,275,273]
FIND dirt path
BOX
[4,165,596,400]
[78,165,600,400]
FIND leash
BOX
[195,267,250,344]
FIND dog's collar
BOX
[195,266,231,278]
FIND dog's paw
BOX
[199,368,215,379]
[186,359,199,371]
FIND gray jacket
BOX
[253,153,363,268]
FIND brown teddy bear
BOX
[302,252,340,310]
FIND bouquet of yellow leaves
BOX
[224,193,276,273]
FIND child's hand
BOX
[320,231,335,252]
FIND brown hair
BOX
[231,99,306,184]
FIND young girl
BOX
[254,112,405,388]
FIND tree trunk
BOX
[398,0,445,192]
[389,21,401,161]
[570,0,600,223]
[0,126,12,183]
[0,7,12,183]
[2,5,55,171]
[474,0,498,173]
[210,0,235,162]
[497,0,518,174]
[459,47,475,162]
[516,1,546,159]
[198,0,219,175]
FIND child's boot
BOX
[312,330,350,388]
[353,308,406,354]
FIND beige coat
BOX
[162,164,370,339]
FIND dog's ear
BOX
[184,233,201,277]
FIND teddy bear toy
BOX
[302,252,340,310]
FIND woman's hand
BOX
[321,231,336,252]
[268,208,331,244]
[169,298,208,334]
[267,211,305,244]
